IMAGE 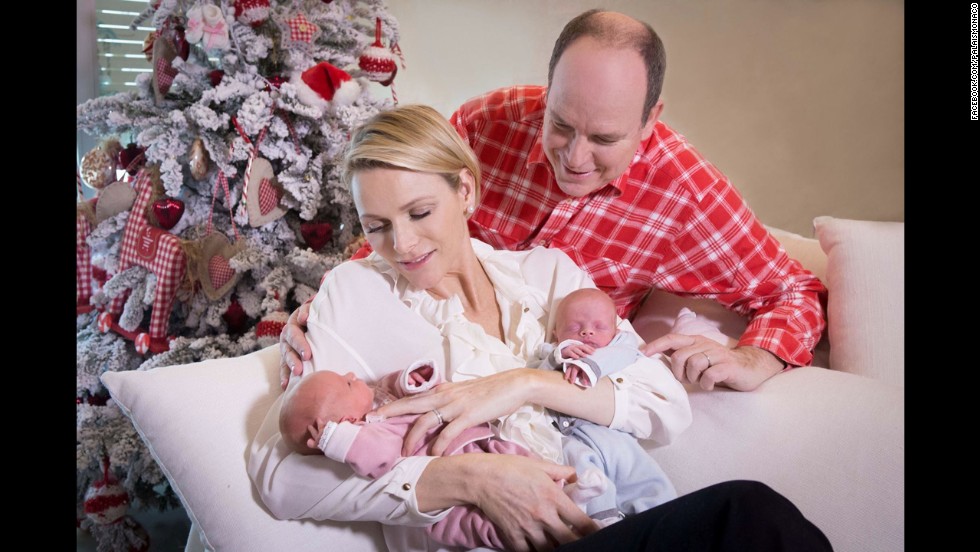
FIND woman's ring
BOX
[431,409,444,425]
[701,351,712,367]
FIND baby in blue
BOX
[535,288,685,526]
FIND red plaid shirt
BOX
[449,86,827,366]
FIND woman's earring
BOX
[466,205,475,214]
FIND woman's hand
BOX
[373,368,542,456]
[279,302,312,389]
[418,454,598,551]
[642,333,785,391]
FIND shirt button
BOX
[523,307,530,313]
[616,378,624,384]
[402,483,411,491]
[562,421,570,427]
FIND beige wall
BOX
[382,0,904,236]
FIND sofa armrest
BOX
[649,367,904,552]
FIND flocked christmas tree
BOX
[76,1,403,549]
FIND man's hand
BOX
[279,302,312,389]
[642,334,786,391]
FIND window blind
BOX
[95,0,155,96]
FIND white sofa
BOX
[102,216,904,552]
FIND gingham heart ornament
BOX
[197,232,244,301]
[245,157,288,227]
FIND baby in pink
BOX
[279,360,603,550]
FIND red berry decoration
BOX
[118,143,146,176]
[152,197,185,230]
[209,69,225,87]
[300,221,333,251]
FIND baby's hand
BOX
[408,364,435,386]
[561,343,595,359]
[564,366,583,385]
[306,418,327,451]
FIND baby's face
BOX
[554,291,618,348]
[312,371,375,422]
[281,370,375,454]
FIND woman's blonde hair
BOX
[342,104,481,200]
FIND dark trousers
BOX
[557,480,833,552]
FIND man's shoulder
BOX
[630,120,728,195]
[455,85,547,125]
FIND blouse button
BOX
[402,483,411,491]
[523,307,530,313]
[616,378,624,384]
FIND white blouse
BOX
[247,239,691,552]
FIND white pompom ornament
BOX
[358,18,397,86]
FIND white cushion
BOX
[650,367,904,552]
[100,346,386,551]
[814,216,904,387]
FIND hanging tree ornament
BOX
[151,197,185,230]
[231,117,289,227]
[359,17,398,86]
[151,31,179,104]
[223,295,247,334]
[80,139,122,190]
[277,10,320,51]
[195,171,244,300]
[82,459,150,552]
[185,4,230,52]
[235,0,270,27]
[188,137,210,180]
[300,220,333,252]
[118,143,146,176]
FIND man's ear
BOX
[640,99,665,141]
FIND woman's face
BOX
[351,167,473,291]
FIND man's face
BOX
[543,37,658,197]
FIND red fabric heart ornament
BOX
[152,198,185,230]
[300,221,333,251]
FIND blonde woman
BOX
[249,105,831,552]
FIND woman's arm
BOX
[248,261,451,525]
